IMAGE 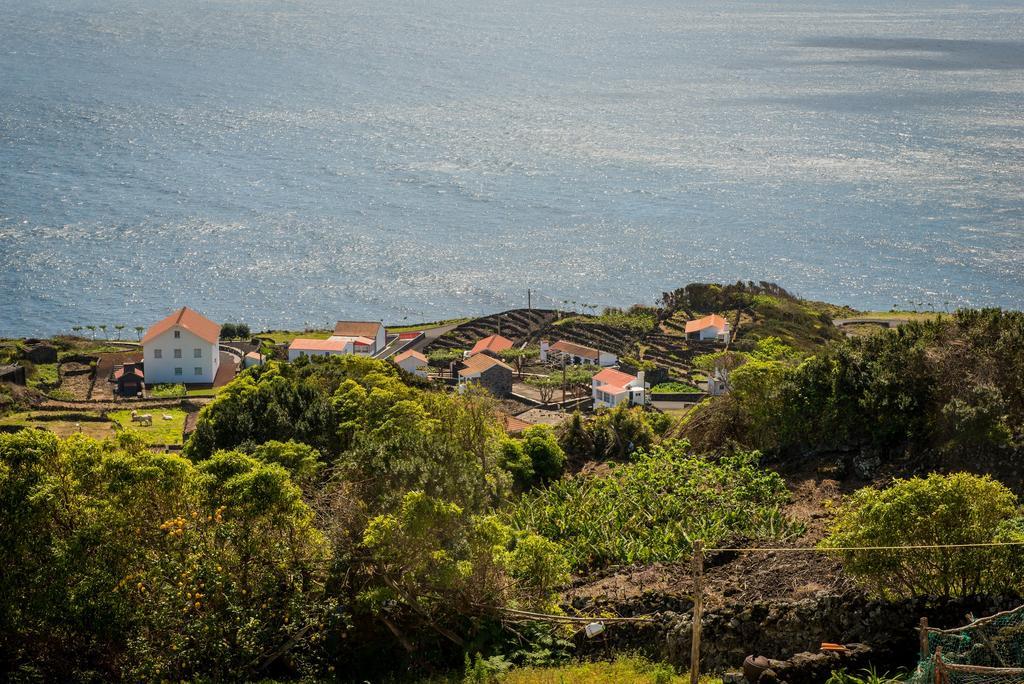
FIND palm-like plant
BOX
[85,325,96,340]
[72,326,83,337]
[114,324,125,340]
[134,326,144,342]
[98,324,108,339]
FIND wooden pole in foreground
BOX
[690,540,704,684]
[919,617,929,661]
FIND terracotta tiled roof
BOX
[289,338,350,352]
[333,321,383,339]
[550,339,600,360]
[394,350,427,364]
[684,314,728,334]
[458,353,513,377]
[114,364,144,380]
[598,384,629,396]
[141,307,220,345]
[592,368,637,387]
[470,334,514,355]
[499,413,533,434]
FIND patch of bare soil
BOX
[58,362,94,400]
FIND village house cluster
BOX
[73,305,734,422]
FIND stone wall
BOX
[662,593,1022,674]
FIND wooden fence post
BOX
[690,540,704,684]
[919,617,929,661]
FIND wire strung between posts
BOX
[704,541,1024,553]
[480,605,657,624]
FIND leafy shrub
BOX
[651,382,701,394]
[821,472,1024,597]
[519,425,565,485]
[0,430,330,680]
[149,383,186,398]
[505,441,798,569]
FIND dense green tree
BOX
[822,473,1024,598]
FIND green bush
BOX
[149,383,186,398]
[821,472,1024,597]
[505,441,798,569]
[651,382,701,394]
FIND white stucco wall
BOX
[143,327,219,385]
[397,356,427,378]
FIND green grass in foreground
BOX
[416,655,720,684]
[108,409,187,446]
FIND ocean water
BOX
[1,0,1022,336]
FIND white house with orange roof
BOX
[141,307,221,385]
[685,314,731,342]
[591,367,648,409]
[545,339,617,367]
[393,349,429,378]
[288,336,374,361]
[331,321,386,356]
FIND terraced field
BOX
[547,318,641,356]
[426,309,558,352]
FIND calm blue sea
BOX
[1,0,1022,336]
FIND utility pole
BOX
[561,356,566,405]
[527,288,532,310]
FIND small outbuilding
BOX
[0,363,27,386]
[457,354,514,398]
[545,339,617,366]
[393,349,429,378]
[114,362,145,397]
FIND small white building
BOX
[243,351,265,369]
[546,339,617,367]
[332,321,386,356]
[288,336,373,361]
[706,368,729,396]
[393,349,429,378]
[685,314,731,342]
[591,368,648,409]
[141,307,221,385]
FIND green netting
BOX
[909,605,1024,684]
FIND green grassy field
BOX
[185,387,221,397]
[253,329,332,344]
[854,310,947,321]
[0,411,114,440]
[108,409,187,446]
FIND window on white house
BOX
[194,367,202,376]
[174,330,180,339]
[154,349,162,359]
[174,367,183,376]
[173,349,182,358]
[194,348,202,358]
